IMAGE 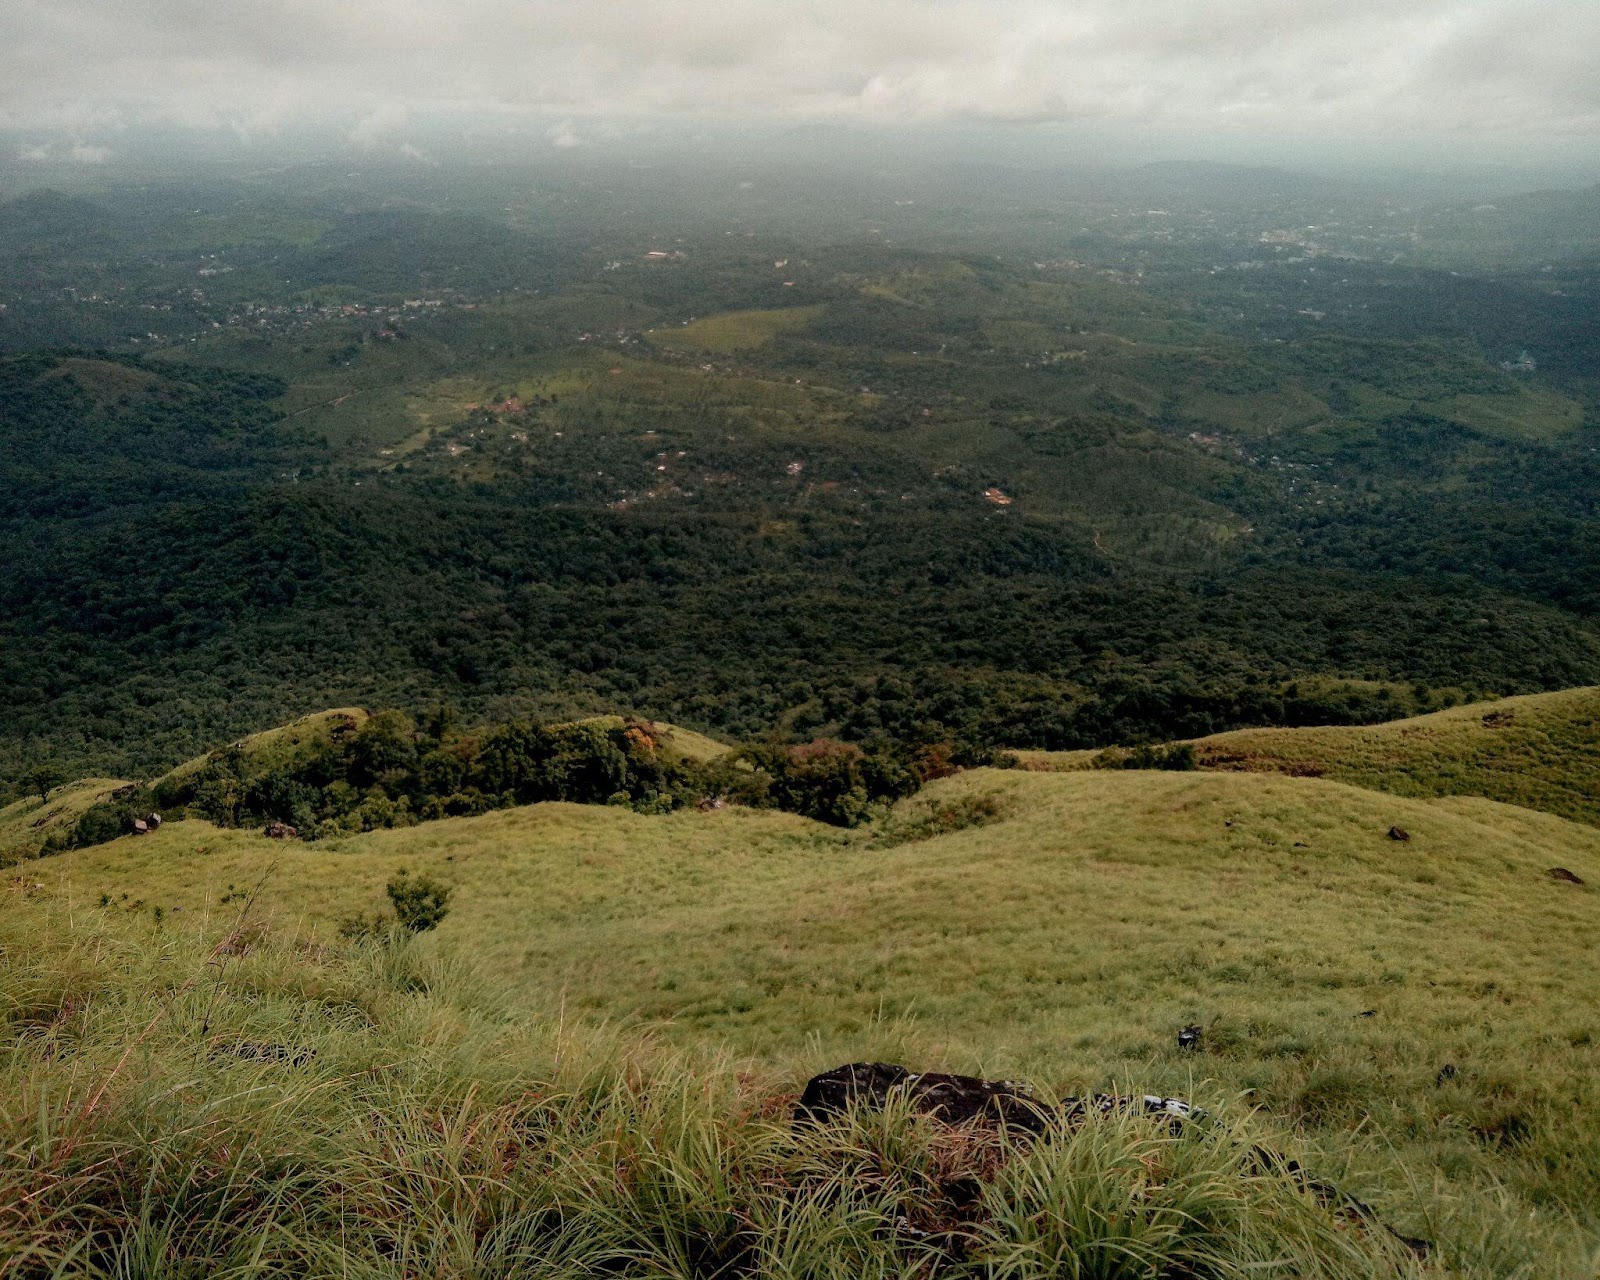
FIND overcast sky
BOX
[4,0,1597,163]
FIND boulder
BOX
[130,819,149,835]
[796,1062,1051,1133]
[1547,866,1585,885]
[145,812,163,830]
[263,821,299,840]
[1387,825,1411,841]
[793,1062,1195,1134]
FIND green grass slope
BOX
[0,776,132,865]
[33,767,1600,1270]
[648,304,825,352]
[1192,686,1600,825]
[2,895,1427,1280]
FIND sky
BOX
[3,0,1598,170]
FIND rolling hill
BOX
[18,694,1600,1272]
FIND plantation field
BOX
[648,305,825,353]
[29,765,1600,1272]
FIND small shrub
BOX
[875,791,1008,846]
[386,870,452,934]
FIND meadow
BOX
[15,753,1600,1275]
[1014,686,1600,823]
[1,889,1434,1279]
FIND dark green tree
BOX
[27,765,62,804]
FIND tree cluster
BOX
[53,712,975,852]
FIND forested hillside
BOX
[3,163,1598,790]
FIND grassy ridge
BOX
[559,714,734,764]
[0,897,1426,1279]
[1013,686,1600,827]
[1191,686,1600,825]
[29,767,1600,1271]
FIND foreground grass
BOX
[27,767,1600,1273]
[1,901,1426,1278]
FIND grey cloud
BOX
[2,0,1596,144]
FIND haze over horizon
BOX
[4,0,1599,186]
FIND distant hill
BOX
[152,707,371,795]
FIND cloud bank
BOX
[3,0,1596,150]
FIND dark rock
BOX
[1178,1024,1203,1051]
[263,821,299,840]
[1387,826,1410,841]
[145,812,163,830]
[794,1063,1199,1137]
[795,1063,1425,1259]
[1435,1063,1457,1086]
[1355,1010,1377,1018]
[1547,867,1585,885]
[794,1062,1051,1133]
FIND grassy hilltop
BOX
[1189,686,1600,825]
[12,686,1600,1274]
[1018,685,1600,827]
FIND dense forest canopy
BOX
[2,161,1597,791]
